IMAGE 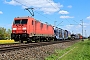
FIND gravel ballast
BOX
[0,40,79,60]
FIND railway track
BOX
[0,40,79,53]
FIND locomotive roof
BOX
[15,16,34,19]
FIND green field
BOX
[0,40,18,44]
[45,39,90,60]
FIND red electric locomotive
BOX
[11,16,54,43]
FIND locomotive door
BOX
[34,21,36,35]
[32,20,34,35]
[33,20,36,35]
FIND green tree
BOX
[0,27,11,40]
[0,27,6,39]
[6,29,11,39]
[88,36,90,40]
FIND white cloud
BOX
[86,16,90,20]
[5,0,20,5]
[60,16,74,19]
[74,22,90,29]
[60,5,63,8]
[59,10,69,14]
[62,24,81,34]
[0,11,3,14]
[67,5,72,8]
[83,23,90,26]
[62,22,90,37]
[5,0,63,14]
[65,25,74,30]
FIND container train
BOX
[11,16,79,43]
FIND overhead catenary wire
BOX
[73,20,81,25]
[25,8,34,17]
[44,0,80,26]
[46,0,72,26]
[14,0,54,21]
[56,21,63,26]
[35,11,53,21]
[41,0,85,37]
[46,0,58,9]
[45,0,66,26]
[64,15,72,24]
[14,0,28,7]
[14,0,74,27]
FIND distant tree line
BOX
[88,36,90,40]
[0,27,11,40]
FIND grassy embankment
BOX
[45,39,90,60]
[0,40,18,44]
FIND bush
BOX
[88,36,90,40]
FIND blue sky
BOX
[0,0,90,37]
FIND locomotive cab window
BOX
[13,20,20,24]
[14,19,28,24]
[21,19,28,24]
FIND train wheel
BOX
[19,40,23,43]
[35,40,38,43]
[27,38,32,43]
[54,38,57,41]
[50,37,54,42]
[48,38,51,42]
[46,38,49,42]
[40,39,43,42]
[14,39,19,42]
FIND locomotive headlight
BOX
[23,27,27,30]
[12,28,17,30]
